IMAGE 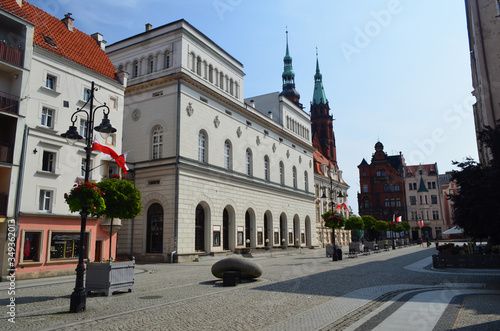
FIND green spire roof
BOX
[312,54,328,105]
[282,31,295,88]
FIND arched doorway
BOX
[195,204,206,252]
[147,203,163,253]
[293,215,300,247]
[305,216,311,247]
[223,208,229,250]
[245,211,251,247]
[264,211,272,247]
[421,226,433,240]
[280,213,287,247]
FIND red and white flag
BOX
[91,138,129,174]
[341,203,350,213]
[396,216,402,223]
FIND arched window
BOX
[132,60,139,78]
[147,203,163,253]
[224,140,232,170]
[395,183,400,192]
[208,65,213,83]
[279,162,284,185]
[304,171,309,192]
[396,198,401,207]
[164,51,171,69]
[152,125,163,160]
[198,131,207,163]
[148,55,154,74]
[390,198,395,207]
[363,198,370,209]
[190,52,195,71]
[246,149,252,176]
[196,57,202,75]
[384,184,389,192]
[385,198,390,207]
[264,156,270,181]
[292,166,297,188]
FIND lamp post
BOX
[61,81,116,313]
[322,164,340,261]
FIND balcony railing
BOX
[0,41,23,67]
[0,91,20,115]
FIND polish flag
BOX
[91,139,129,174]
[396,216,402,223]
[342,203,350,213]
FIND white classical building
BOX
[107,20,316,262]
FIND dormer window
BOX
[44,35,57,48]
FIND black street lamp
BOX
[321,165,343,261]
[61,81,116,313]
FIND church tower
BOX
[311,54,337,166]
[279,31,302,108]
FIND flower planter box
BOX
[432,254,500,269]
[86,260,135,296]
[348,243,363,254]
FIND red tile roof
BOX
[0,0,117,80]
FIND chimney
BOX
[250,100,255,108]
[145,23,152,31]
[91,32,106,51]
[61,13,74,31]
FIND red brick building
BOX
[357,142,406,223]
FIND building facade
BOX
[0,0,125,279]
[107,21,316,262]
[465,0,500,165]
[357,142,406,228]
[404,163,446,240]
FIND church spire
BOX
[279,30,301,107]
[312,50,328,106]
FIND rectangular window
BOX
[431,195,437,204]
[301,232,305,244]
[432,210,439,220]
[79,119,88,139]
[274,231,279,245]
[213,225,221,247]
[409,183,413,190]
[83,88,91,102]
[237,230,244,246]
[42,151,56,173]
[362,184,369,193]
[41,107,54,128]
[107,164,119,178]
[410,196,417,205]
[50,233,82,259]
[257,227,263,245]
[81,158,93,179]
[432,182,436,189]
[46,75,56,90]
[427,182,432,189]
[288,229,293,245]
[22,231,42,262]
[39,190,52,212]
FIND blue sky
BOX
[30,0,478,214]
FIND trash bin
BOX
[336,245,342,260]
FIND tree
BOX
[374,220,388,240]
[449,122,500,244]
[98,178,142,261]
[361,215,377,241]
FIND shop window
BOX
[49,232,88,260]
[213,225,221,247]
[22,231,42,263]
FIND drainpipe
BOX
[10,125,28,275]
[172,78,181,262]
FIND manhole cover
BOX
[139,295,163,300]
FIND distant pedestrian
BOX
[419,238,423,247]
[435,239,439,249]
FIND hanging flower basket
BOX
[64,179,105,215]
[322,211,345,229]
